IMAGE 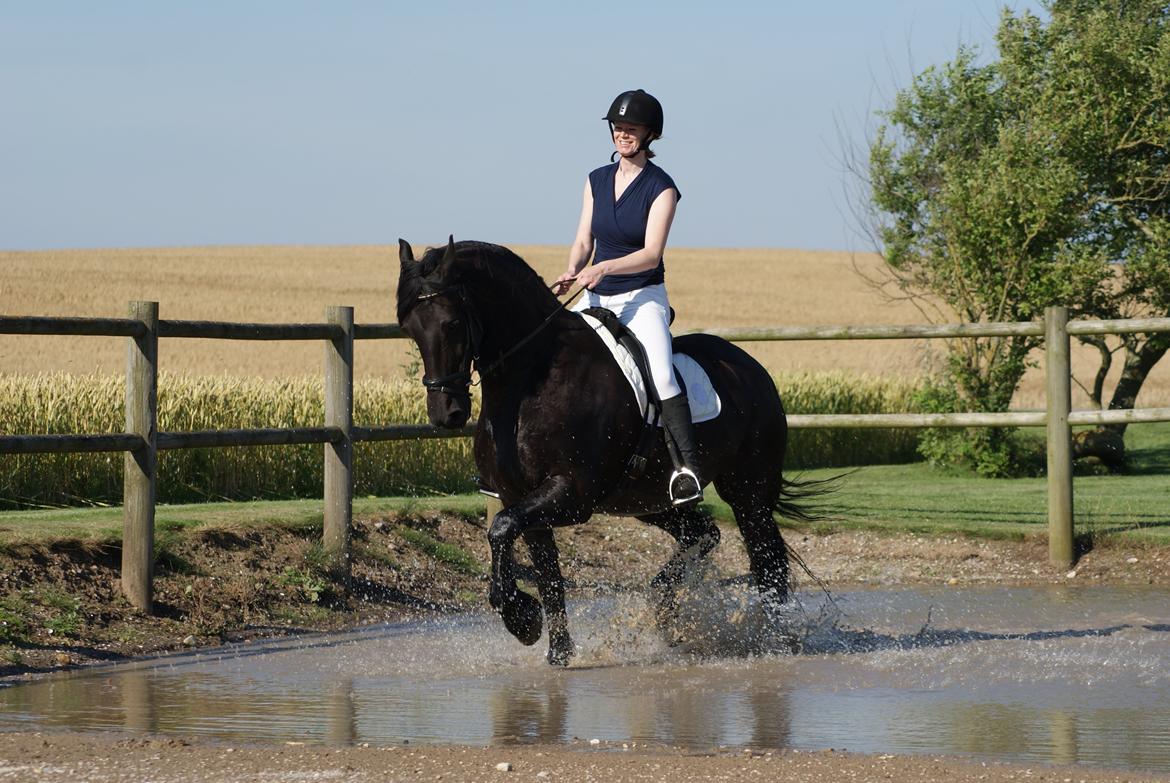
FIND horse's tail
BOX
[772,470,851,523]
[774,471,851,604]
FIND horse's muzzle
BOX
[427,391,471,429]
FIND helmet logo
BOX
[618,104,627,116]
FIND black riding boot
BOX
[660,394,703,505]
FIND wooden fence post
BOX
[324,305,354,580]
[123,300,158,612]
[486,497,503,527]
[1045,305,1074,567]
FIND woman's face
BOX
[612,122,651,157]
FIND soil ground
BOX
[2,510,1169,781]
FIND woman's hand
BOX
[552,272,577,296]
[574,262,609,290]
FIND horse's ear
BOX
[439,234,457,273]
[398,238,415,267]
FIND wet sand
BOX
[1,731,1167,783]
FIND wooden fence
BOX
[3,303,1170,611]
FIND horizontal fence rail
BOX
[1067,317,1170,336]
[4,303,1170,609]
[688,322,1047,341]
[788,407,1170,430]
[156,427,344,450]
[0,315,146,338]
[682,316,1170,342]
[0,433,146,455]
[787,411,1048,429]
[160,320,343,341]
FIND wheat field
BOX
[2,243,1168,408]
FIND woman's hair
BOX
[641,127,659,158]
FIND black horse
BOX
[397,237,818,665]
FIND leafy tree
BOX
[867,0,1170,474]
[869,46,1104,475]
[1017,0,1170,465]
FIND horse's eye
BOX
[442,319,462,332]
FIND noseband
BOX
[416,285,483,400]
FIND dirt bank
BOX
[2,509,1167,680]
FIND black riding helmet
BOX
[604,89,663,158]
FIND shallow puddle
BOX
[1,585,1168,772]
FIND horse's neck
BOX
[471,284,562,360]
[476,311,584,400]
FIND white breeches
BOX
[573,283,682,401]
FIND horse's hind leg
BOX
[522,528,574,666]
[715,473,790,607]
[638,506,721,622]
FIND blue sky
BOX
[1,1,1044,252]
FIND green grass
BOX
[395,525,485,576]
[700,421,1170,545]
[759,464,1168,543]
[278,567,329,603]
[0,494,487,550]
[0,589,82,642]
[1,424,1166,548]
[0,598,31,644]
[1121,421,1170,474]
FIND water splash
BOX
[1,585,1167,771]
[568,567,846,665]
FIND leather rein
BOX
[414,281,585,399]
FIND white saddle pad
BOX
[578,312,721,424]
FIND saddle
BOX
[476,307,720,500]
[580,307,675,488]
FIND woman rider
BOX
[553,88,703,505]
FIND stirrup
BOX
[669,467,702,506]
[475,475,500,499]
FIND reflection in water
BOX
[121,668,157,734]
[490,675,567,744]
[325,677,355,745]
[1049,709,1078,767]
[750,687,791,749]
[0,586,1167,772]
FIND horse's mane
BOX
[397,241,560,321]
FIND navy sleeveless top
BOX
[588,160,681,295]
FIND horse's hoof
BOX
[546,639,574,667]
[500,589,543,646]
[760,588,790,620]
[654,592,678,626]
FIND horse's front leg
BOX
[488,516,543,645]
[487,477,588,659]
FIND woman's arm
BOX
[553,178,595,294]
[574,187,677,290]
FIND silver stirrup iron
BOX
[668,466,702,506]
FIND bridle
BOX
[411,281,585,400]
[414,285,483,400]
